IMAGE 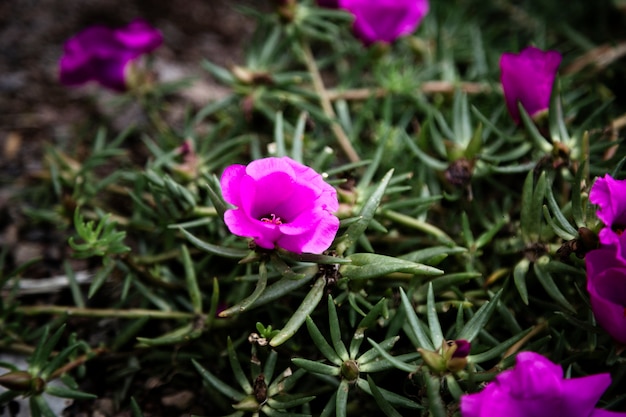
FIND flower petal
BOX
[220,164,246,207]
[587,267,626,345]
[560,374,612,416]
[338,0,429,45]
[500,46,562,124]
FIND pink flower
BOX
[460,351,624,417]
[220,157,339,254]
[585,240,626,346]
[499,46,562,124]
[590,174,626,245]
[59,19,162,92]
[328,0,429,45]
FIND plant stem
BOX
[326,81,494,101]
[300,42,360,163]
[379,209,455,245]
[16,306,196,320]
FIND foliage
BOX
[3,0,626,415]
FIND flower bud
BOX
[417,347,447,374]
[341,360,360,382]
[0,371,45,393]
[444,339,471,373]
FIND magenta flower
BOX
[590,174,626,245]
[499,46,562,124]
[585,240,626,346]
[460,351,623,417]
[330,0,429,45]
[220,157,339,254]
[59,19,162,92]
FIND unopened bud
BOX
[417,347,447,374]
[0,371,33,391]
[340,360,360,382]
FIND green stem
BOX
[16,306,196,320]
[300,41,360,163]
[379,209,455,246]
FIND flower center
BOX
[613,223,625,236]
[261,213,282,225]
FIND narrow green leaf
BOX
[545,185,578,236]
[514,259,530,305]
[465,122,483,160]
[181,245,202,313]
[270,276,326,347]
[520,171,534,243]
[30,325,64,375]
[327,296,350,361]
[274,111,287,157]
[518,103,552,153]
[399,288,434,351]
[220,261,268,317]
[529,171,547,241]
[366,375,403,417]
[572,161,586,228]
[533,257,576,313]
[249,266,317,310]
[424,372,446,417]
[203,173,229,220]
[136,323,197,346]
[130,397,145,417]
[179,228,249,259]
[415,272,482,302]
[426,283,444,349]
[355,378,422,409]
[336,169,394,255]
[228,337,253,395]
[543,205,577,240]
[31,395,57,417]
[291,358,340,377]
[457,289,503,342]
[291,112,307,163]
[400,246,467,264]
[350,298,386,358]
[340,253,443,280]
[364,338,415,373]
[469,328,532,364]
[358,335,401,366]
[191,359,246,401]
[336,380,350,417]
[46,384,97,400]
[305,316,343,366]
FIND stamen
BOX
[261,214,282,225]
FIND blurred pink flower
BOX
[220,157,339,254]
[590,174,626,245]
[585,239,626,346]
[461,351,623,417]
[321,0,429,45]
[59,19,162,92]
[499,46,562,124]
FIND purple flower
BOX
[499,46,562,124]
[59,19,162,92]
[585,240,626,346]
[460,351,623,417]
[220,157,339,254]
[590,174,626,245]
[332,0,429,45]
